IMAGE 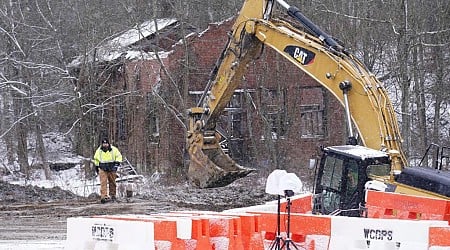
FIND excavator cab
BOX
[313,144,450,216]
[312,145,391,217]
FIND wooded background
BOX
[0,0,448,180]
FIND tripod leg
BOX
[282,240,300,250]
[284,197,300,250]
[269,195,283,250]
[269,235,282,250]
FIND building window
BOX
[189,89,255,161]
[300,104,325,138]
[147,94,160,143]
[116,96,127,140]
[189,89,254,139]
[149,113,159,141]
[225,92,244,138]
[260,88,286,139]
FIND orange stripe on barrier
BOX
[191,218,213,250]
[280,194,312,214]
[207,216,244,250]
[366,190,450,222]
[253,212,278,236]
[256,212,332,236]
[153,220,177,240]
[289,213,331,236]
[153,220,189,250]
[429,226,450,247]
[239,214,263,250]
[230,217,244,250]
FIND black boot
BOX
[100,197,110,204]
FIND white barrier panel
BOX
[175,217,193,239]
[329,216,448,250]
[64,217,155,250]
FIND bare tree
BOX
[0,0,74,179]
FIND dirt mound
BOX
[0,180,82,203]
[142,174,274,211]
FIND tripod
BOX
[269,193,299,250]
[280,195,299,250]
[269,195,283,250]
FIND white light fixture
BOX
[265,169,303,196]
[265,169,288,195]
[279,173,303,195]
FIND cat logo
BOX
[284,46,315,65]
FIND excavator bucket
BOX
[188,139,255,188]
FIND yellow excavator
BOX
[186,0,449,214]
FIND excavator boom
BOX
[187,0,274,188]
[187,0,407,188]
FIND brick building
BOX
[71,18,347,181]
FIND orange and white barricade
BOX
[366,190,450,222]
[65,191,450,250]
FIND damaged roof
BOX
[68,18,178,67]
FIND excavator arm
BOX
[187,0,406,188]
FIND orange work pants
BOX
[99,169,117,199]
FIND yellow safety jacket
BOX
[94,146,123,171]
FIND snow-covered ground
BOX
[6,165,99,197]
[0,240,64,250]
[1,132,146,199]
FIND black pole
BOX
[269,195,282,250]
[277,195,281,250]
[281,196,299,250]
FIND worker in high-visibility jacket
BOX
[93,138,123,203]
